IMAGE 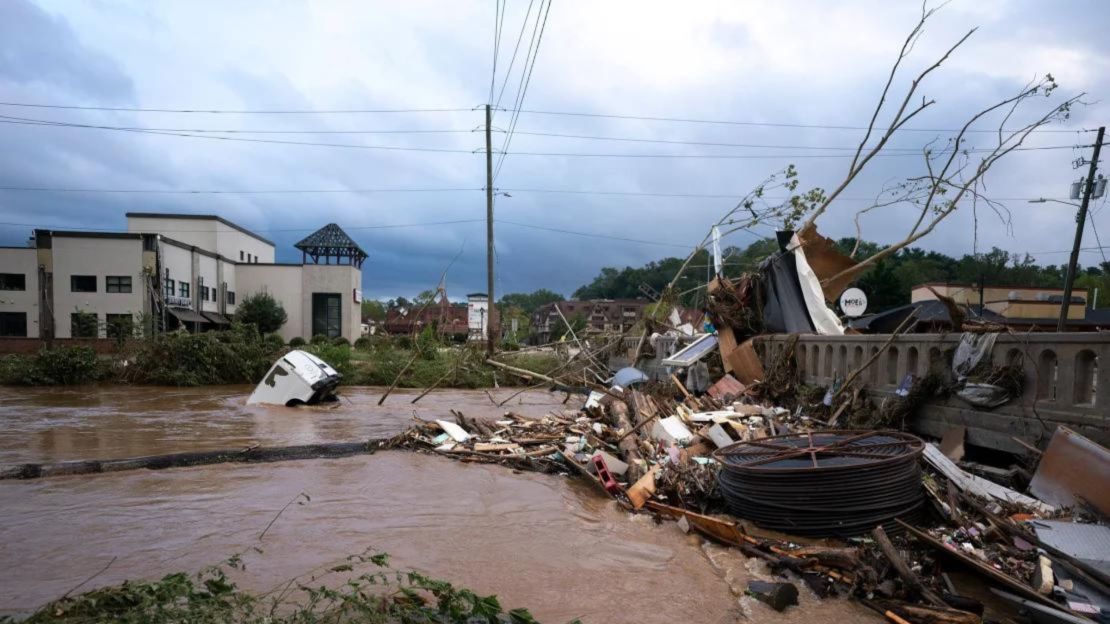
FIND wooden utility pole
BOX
[485,104,496,355]
[1059,125,1104,331]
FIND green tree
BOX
[413,290,438,307]
[498,289,564,314]
[361,299,386,322]
[234,292,288,333]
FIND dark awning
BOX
[168,307,208,324]
[202,312,231,325]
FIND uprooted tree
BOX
[653,2,1080,313]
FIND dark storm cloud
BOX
[0,0,133,100]
[0,0,1107,297]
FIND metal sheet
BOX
[1033,521,1110,576]
[1029,427,1110,517]
[661,333,718,367]
[167,307,208,324]
[202,312,231,325]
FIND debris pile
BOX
[382,224,1110,621]
[385,374,1110,622]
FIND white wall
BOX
[160,240,194,304]
[128,216,217,252]
[236,264,304,341]
[51,236,144,338]
[219,258,237,315]
[0,247,40,338]
[216,222,274,263]
[198,253,218,313]
[301,264,361,341]
[235,264,361,341]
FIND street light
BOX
[1028,198,1081,207]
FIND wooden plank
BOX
[922,443,1054,514]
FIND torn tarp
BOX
[758,232,844,335]
[760,250,815,333]
[790,233,845,335]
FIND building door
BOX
[312,293,342,338]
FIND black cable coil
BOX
[713,430,925,537]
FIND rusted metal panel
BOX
[1029,427,1110,516]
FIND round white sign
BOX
[839,287,868,318]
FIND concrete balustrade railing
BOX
[755,332,1109,454]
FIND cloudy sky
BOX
[1,0,1108,299]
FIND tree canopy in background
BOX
[568,239,1110,313]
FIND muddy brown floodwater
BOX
[0,386,880,623]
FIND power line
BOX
[513,108,1094,134]
[0,218,486,235]
[0,184,1074,204]
[489,0,505,105]
[2,113,1079,158]
[0,215,690,249]
[0,102,470,114]
[0,115,480,153]
[497,219,689,248]
[0,99,1090,135]
[0,186,480,194]
[492,0,536,117]
[2,112,1091,159]
[493,0,552,181]
[512,129,1092,152]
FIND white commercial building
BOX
[0,213,366,342]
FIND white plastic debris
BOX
[652,416,694,446]
[435,420,471,443]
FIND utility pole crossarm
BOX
[1058,125,1105,332]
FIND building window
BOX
[179,282,190,298]
[0,274,26,291]
[71,312,98,338]
[227,291,236,305]
[106,314,133,339]
[71,275,97,292]
[164,279,175,298]
[106,276,132,293]
[211,288,218,302]
[201,286,210,301]
[0,312,27,337]
[247,253,252,263]
[240,251,244,261]
[312,293,342,338]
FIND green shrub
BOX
[310,334,330,344]
[353,336,373,350]
[0,346,106,386]
[125,324,282,386]
[263,333,286,351]
[234,292,288,334]
[18,549,552,624]
[332,336,350,347]
[289,336,306,348]
[303,342,352,378]
[415,325,440,360]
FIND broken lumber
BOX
[608,399,644,481]
[871,525,947,608]
[895,519,1075,614]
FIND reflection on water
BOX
[0,385,569,464]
